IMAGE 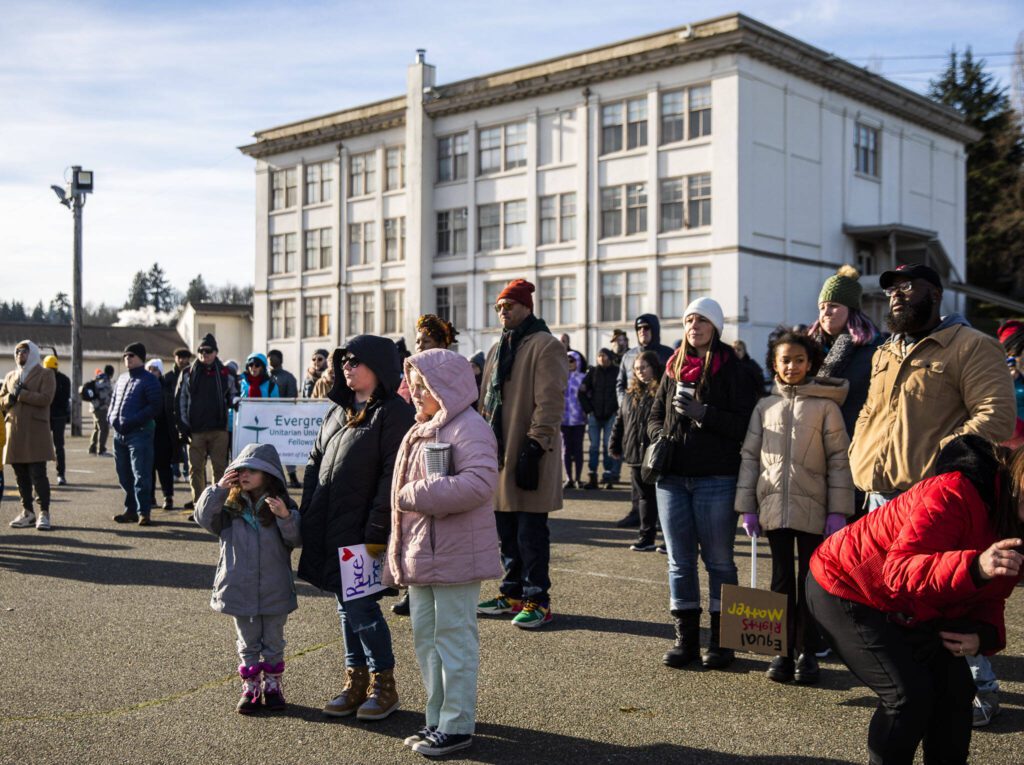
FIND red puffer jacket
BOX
[810,471,1020,655]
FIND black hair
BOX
[267,349,283,361]
[104,364,115,377]
[935,435,1024,540]
[766,329,824,378]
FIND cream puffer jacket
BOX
[734,377,854,535]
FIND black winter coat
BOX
[610,389,656,466]
[296,334,415,595]
[49,371,71,421]
[578,364,620,421]
[648,347,759,477]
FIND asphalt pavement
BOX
[1,437,1021,764]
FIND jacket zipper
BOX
[429,517,436,554]
[781,390,793,528]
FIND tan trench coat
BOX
[478,329,567,513]
[1,365,56,465]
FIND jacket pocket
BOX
[903,359,948,401]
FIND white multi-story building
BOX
[240,13,979,370]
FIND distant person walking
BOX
[43,355,71,486]
[85,366,113,456]
[2,340,56,530]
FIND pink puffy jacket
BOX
[384,349,503,587]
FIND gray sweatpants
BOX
[233,614,288,666]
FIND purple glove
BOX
[741,513,761,537]
[824,513,846,537]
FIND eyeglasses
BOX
[342,356,362,368]
[198,348,215,355]
[494,301,517,314]
[883,281,915,298]
[14,348,28,354]
[312,356,327,363]
[123,352,136,359]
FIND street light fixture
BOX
[52,166,93,437]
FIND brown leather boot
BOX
[356,669,399,720]
[322,666,370,717]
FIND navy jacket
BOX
[108,367,163,435]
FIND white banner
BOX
[339,544,387,602]
[231,398,332,463]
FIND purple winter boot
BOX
[261,661,286,712]
[237,664,262,714]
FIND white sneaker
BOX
[57,476,67,486]
[9,511,36,528]
[35,512,52,531]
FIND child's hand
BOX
[218,469,239,489]
[265,496,290,519]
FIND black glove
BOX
[514,438,545,491]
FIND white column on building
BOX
[405,50,435,342]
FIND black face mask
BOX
[886,291,935,335]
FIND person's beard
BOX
[886,292,935,335]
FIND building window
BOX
[660,265,711,318]
[687,174,712,228]
[477,200,526,253]
[660,85,712,145]
[478,204,501,253]
[689,85,712,139]
[484,281,505,328]
[348,221,376,266]
[437,133,468,182]
[304,228,332,270]
[349,152,376,197]
[270,233,298,274]
[348,292,375,335]
[303,296,331,338]
[384,289,405,334]
[539,275,577,326]
[660,174,712,231]
[538,193,576,245]
[436,284,467,330]
[436,208,468,257]
[601,98,647,155]
[855,123,880,177]
[600,184,646,238]
[384,217,405,262]
[269,300,296,339]
[271,168,297,211]
[600,271,646,323]
[305,161,333,205]
[479,121,527,174]
[504,200,526,249]
[385,147,405,191]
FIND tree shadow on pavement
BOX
[0,544,213,589]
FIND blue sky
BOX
[1,0,1020,308]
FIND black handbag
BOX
[641,431,676,485]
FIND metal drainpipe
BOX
[582,87,592,360]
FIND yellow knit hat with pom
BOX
[818,265,862,310]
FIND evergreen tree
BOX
[147,263,173,312]
[8,301,27,322]
[30,301,46,322]
[126,270,151,309]
[929,49,1024,307]
[185,274,210,306]
[49,292,71,323]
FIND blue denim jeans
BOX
[966,654,999,693]
[495,511,551,604]
[335,594,394,673]
[587,415,620,478]
[655,475,739,612]
[114,428,155,518]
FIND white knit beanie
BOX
[145,358,164,374]
[683,297,724,336]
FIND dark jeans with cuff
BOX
[495,511,551,605]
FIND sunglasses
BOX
[493,301,517,314]
[312,356,327,363]
[342,356,362,368]
[198,348,215,355]
[123,352,136,359]
[883,281,915,298]
[247,361,263,368]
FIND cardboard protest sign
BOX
[719,584,788,657]
[339,544,387,602]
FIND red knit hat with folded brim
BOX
[497,279,535,310]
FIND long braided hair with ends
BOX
[672,327,721,398]
[628,350,664,402]
[345,383,387,428]
[416,314,458,348]
[225,473,290,527]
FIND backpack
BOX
[80,380,98,401]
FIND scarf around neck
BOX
[244,372,266,397]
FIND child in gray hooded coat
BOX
[194,443,301,714]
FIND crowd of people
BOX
[2,264,1024,762]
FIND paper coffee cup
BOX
[676,381,695,398]
[424,443,452,477]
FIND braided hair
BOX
[416,314,458,348]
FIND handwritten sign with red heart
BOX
[341,547,354,562]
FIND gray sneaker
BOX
[9,511,36,528]
[35,512,52,531]
[972,691,1000,728]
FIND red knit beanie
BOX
[497,279,535,310]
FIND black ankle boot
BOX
[794,653,820,684]
[663,609,701,668]
[701,611,735,669]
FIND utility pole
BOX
[52,166,93,436]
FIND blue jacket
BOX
[108,367,163,435]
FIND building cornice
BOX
[238,12,979,161]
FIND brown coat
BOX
[478,329,567,513]
[849,320,1016,493]
[1,365,56,465]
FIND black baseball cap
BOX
[878,263,943,290]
